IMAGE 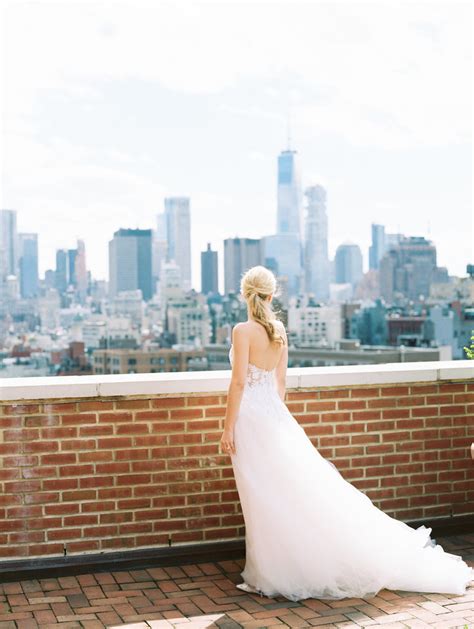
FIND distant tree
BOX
[463,330,474,359]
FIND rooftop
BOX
[0,534,473,628]
[0,360,473,627]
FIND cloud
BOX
[3,1,471,149]
[1,0,471,283]
[3,130,166,276]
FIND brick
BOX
[380,386,410,396]
[116,423,150,435]
[381,430,411,442]
[41,453,76,465]
[151,422,186,433]
[3,404,40,415]
[411,405,439,416]
[152,398,186,408]
[409,384,438,394]
[350,387,381,397]
[22,440,59,453]
[351,434,380,444]
[337,400,367,410]
[25,414,60,427]
[79,425,114,436]
[60,412,97,425]
[306,401,337,411]
[80,476,115,488]
[382,408,410,419]
[3,428,40,441]
[61,439,97,450]
[187,420,220,431]
[114,399,150,409]
[365,465,395,477]
[97,412,133,423]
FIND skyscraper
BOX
[18,233,39,298]
[277,149,302,237]
[68,248,77,287]
[75,239,88,301]
[159,260,183,312]
[156,212,167,241]
[54,240,88,300]
[262,234,303,296]
[55,249,69,294]
[201,242,218,295]
[109,228,153,301]
[335,242,363,288]
[273,147,303,295]
[164,197,192,292]
[379,236,438,303]
[304,185,330,302]
[224,237,263,294]
[0,209,18,288]
[369,224,386,270]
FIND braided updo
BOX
[240,265,286,346]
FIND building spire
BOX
[286,107,292,150]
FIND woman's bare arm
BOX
[275,322,288,401]
[223,324,249,432]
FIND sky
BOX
[1,0,472,293]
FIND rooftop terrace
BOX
[1,536,474,628]
[0,360,473,627]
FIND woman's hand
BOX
[220,428,236,455]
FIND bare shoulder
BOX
[232,321,251,339]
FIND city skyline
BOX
[3,164,473,296]
[2,1,472,289]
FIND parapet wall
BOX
[1,360,473,561]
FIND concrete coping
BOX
[1,360,473,401]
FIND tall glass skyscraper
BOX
[304,185,330,301]
[0,209,18,287]
[164,197,192,292]
[277,149,302,237]
[18,233,39,298]
[273,148,303,296]
[224,237,262,294]
[335,242,363,288]
[369,223,386,270]
[109,228,153,301]
[262,233,303,296]
[201,243,218,295]
[55,249,69,294]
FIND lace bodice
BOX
[228,344,276,389]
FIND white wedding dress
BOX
[228,344,474,601]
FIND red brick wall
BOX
[1,380,473,560]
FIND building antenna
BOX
[286,105,292,151]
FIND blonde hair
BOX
[240,265,286,346]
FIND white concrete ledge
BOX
[0,360,473,402]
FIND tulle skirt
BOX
[230,382,474,601]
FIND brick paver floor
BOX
[1,533,473,629]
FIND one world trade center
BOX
[262,148,303,297]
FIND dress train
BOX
[228,344,474,601]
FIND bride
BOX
[219,265,474,602]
